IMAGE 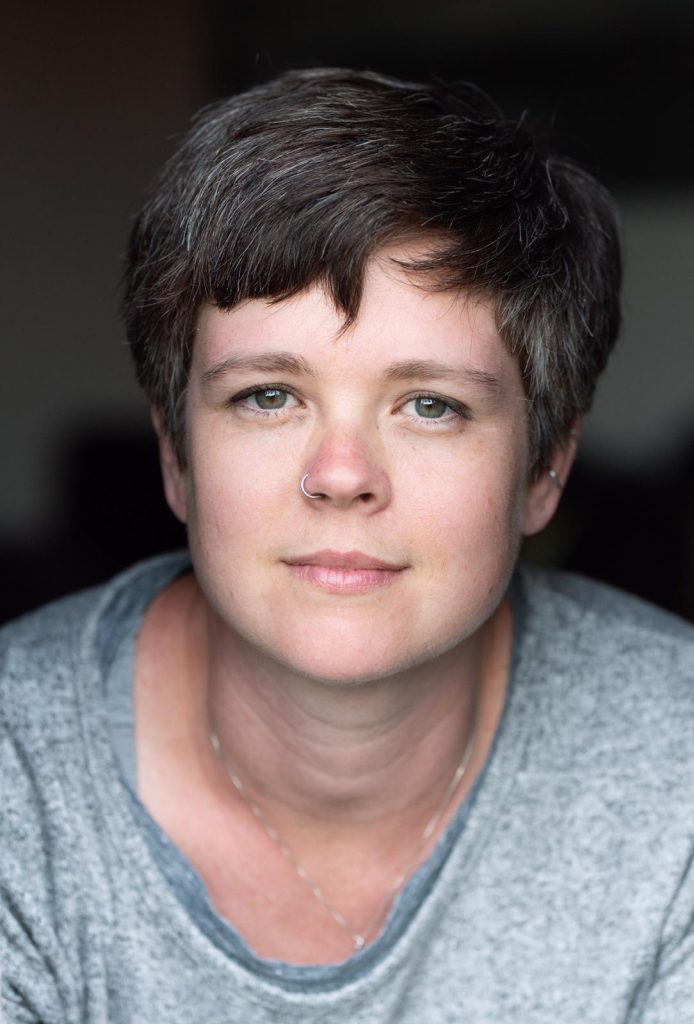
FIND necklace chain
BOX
[209,723,477,952]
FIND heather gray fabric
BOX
[2,553,694,1023]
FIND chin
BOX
[266,615,468,689]
[269,638,402,687]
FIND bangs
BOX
[124,68,620,471]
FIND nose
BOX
[301,426,391,512]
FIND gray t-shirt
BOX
[2,552,694,1023]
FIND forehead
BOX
[193,249,519,388]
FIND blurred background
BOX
[2,0,693,623]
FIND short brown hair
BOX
[122,67,621,474]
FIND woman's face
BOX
[159,249,562,683]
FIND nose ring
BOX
[300,473,322,500]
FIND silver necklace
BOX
[209,724,477,952]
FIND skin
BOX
[137,246,577,962]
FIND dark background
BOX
[3,0,694,623]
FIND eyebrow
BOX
[201,352,315,387]
[381,359,501,393]
[200,351,502,394]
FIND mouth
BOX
[283,549,408,594]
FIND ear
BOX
[522,419,581,537]
[151,407,188,524]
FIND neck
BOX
[135,574,514,960]
[202,588,512,844]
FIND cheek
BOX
[185,436,297,566]
[183,441,243,564]
[406,440,527,549]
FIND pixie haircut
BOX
[123,67,621,474]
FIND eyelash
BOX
[228,385,471,425]
[403,393,471,424]
[228,384,301,417]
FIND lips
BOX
[284,549,405,571]
[283,549,407,593]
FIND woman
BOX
[2,69,693,1023]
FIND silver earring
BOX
[548,468,562,490]
[300,473,322,499]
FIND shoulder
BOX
[519,563,693,633]
[0,585,103,743]
[513,566,694,773]
[517,564,694,671]
[0,551,191,735]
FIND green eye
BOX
[414,396,449,418]
[254,388,288,410]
